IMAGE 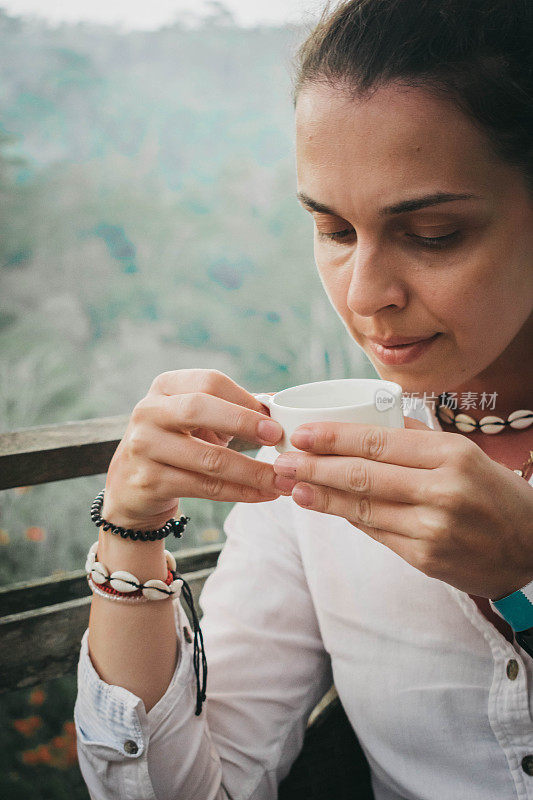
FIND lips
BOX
[367,333,442,365]
[368,333,440,347]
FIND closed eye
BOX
[407,231,460,249]
[317,228,354,242]
[317,229,461,250]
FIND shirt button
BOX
[522,755,533,775]
[124,740,138,755]
[506,659,519,680]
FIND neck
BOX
[447,315,533,420]
[435,315,533,473]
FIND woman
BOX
[75,1,533,798]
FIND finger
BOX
[147,368,271,416]
[141,428,282,495]
[290,420,452,468]
[290,482,421,538]
[351,522,422,568]
[274,453,431,504]
[142,392,283,446]
[134,458,281,504]
[191,428,234,447]
[403,416,433,432]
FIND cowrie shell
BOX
[508,410,533,430]
[437,405,455,424]
[85,553,96,573]
[142,579,171,600]
[164,550,177,571]
[169,578,183,598]
[91,562,109,585]
[85,542,99,573]
[109,570,140,593]
[454,413,477,432]
[479,415,505,434]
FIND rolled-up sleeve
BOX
[75,595,228,800]
[74,448,333,800]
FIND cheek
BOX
[314,247,353,313]
[429,249,532,375]
[447,244,532,346]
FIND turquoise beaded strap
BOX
[492,580,533,632]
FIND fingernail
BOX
[293,484,314,506]
[274,474,298,492]
[257,419,283,443]
[273,454,299,478]
[291,429,314,450]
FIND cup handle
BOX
[253,393,274,409]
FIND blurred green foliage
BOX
[0,7,376,792]
[0,5,375,584]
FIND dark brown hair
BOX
[293,0,533,188]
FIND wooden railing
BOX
[0,416,252,694]
[0,415,351,796]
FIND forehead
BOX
[295,82,503,210]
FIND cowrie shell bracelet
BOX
[85,531,208,717]
[85,541,184,603]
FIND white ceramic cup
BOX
[254,378,404,454]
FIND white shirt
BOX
[74,399,533,800]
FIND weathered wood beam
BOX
[0,416,253,489]
[0,564,216,694]
[0,544,222,617]
[0,415,129,489]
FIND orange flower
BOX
[20,743,53,766]
[52,735,66,750]
[66,739,79,766]
[20,718,79,770]
[25,526,46,542]
[29,687,46,706]
[21,749,40,765]
[13,715,42,737]
[0,528,9,545]
[34,744,52,764]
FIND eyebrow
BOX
[296,191,480,217]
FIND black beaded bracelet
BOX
[90,489,190,541]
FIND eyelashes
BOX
[317,229,354,242]
[408,231,461,249]
[316,229,461,250]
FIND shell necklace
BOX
[436,392,533,481]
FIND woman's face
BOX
[295,82,533,397]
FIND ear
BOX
[403,415,433,432]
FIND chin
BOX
[370,367,444,398]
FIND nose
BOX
[346,241,408,316]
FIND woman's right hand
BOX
[100,369,285,531]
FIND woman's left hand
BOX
[273,417,533,599]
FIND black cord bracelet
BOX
[90,489,190,541]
